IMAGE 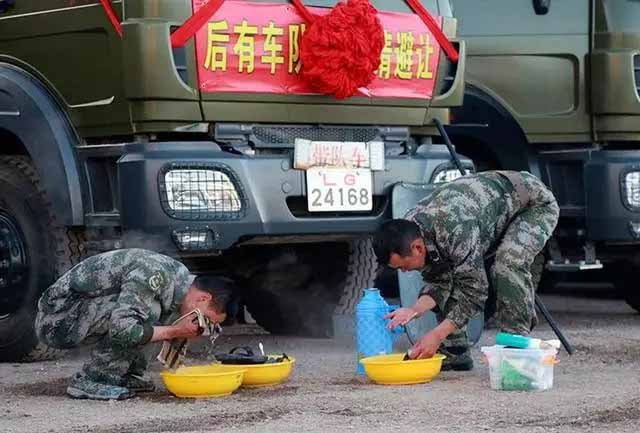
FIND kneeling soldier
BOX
[35,248,232,400]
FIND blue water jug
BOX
[355,288,403,374]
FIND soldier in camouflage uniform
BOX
[373,171,559,370]
[35,248,233,400]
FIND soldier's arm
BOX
[387,293,437,329]
[412,293,437,317]
[109,268,166,347]
[442,222,488,330]
[388,269,449,329]
[149,320,201,342]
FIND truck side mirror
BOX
[533,0,551,15]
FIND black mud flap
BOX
[391,182,484,345]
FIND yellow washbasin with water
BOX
[216,355,296,387]
[360,353,446,385]
[160,364,246,398]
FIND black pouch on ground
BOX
[214,346,269,364]
[215,346,291,364]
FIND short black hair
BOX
[373,219,422,265]
[192,275,236,314]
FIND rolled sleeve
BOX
[109,269,163,348]
[111,322,153,347]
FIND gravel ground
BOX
[1,293,639,433]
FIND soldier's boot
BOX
[440,346,474,371]
[66,373,135,400]
[122,374,155,393]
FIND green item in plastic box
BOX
[500,359,535,391]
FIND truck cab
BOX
[0,0,466,360]
[449,0,640,311]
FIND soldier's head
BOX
[373,219,427,272]
[182,276,235,324]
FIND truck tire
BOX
[0,156,82,362]
[335,238,377,314]
[243,239,376,337]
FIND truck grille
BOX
[253,126,378,146]
[214,124,409,149]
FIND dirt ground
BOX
[1,293,639,433]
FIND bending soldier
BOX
[374,171,559,370]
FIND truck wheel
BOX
[0,156,81,362]
[243,239,376,337]
[335,238,377,314]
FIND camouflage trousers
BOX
[35,295,148,386]
[440,172,559,350]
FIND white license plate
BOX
[306,168,372,212]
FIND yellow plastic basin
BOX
[360,353,446,385]
[216,355,296,388]
[160,364,246,398]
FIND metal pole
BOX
[535,294,574,355]
[434,118,467,176]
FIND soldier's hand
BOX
[410,330,443,359]
[174,316,203,338]
[384,307,418,330]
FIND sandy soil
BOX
[1,294,639,433]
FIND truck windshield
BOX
[247,0,439,14]
[601,0,640,33]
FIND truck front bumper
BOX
[118,141,467,251]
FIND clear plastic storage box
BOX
[481,345,558,391]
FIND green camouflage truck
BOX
[0,0,465,360]
[448,0,640,312]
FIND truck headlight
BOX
[432,167,473,184]
[623,171,640,210]
[160,166,245,219]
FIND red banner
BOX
[193,0,441,99]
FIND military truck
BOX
[447,0,640,312]
[0,0,466,360]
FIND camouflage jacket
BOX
[38,248,194,347]
[407,171,525,329]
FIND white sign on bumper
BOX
[294,139,385,171]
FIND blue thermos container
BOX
[355,288,402,374]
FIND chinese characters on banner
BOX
[193,0,441,99]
